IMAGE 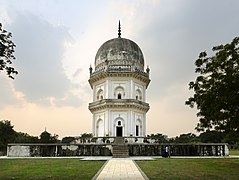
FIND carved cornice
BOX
[89,99,150,113]
[89,71,150,89]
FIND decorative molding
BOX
[89,99,150,113]
[89,71,150,89]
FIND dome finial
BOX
[118,20,121,38]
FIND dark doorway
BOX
[118,93,122,99]
[136,125,139,136]
[116,127,122,136]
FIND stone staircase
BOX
[112,137,129,158]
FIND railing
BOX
[90,65,149,78]
[89,99,149,107]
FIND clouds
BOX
[1,0,239,137]
[6,12,76,106]
[135,0,239,102]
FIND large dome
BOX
[95,37,144,71]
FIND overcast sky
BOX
[0,0,239,138]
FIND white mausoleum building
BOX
[89,22,150,138]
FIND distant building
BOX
[89,22,150,137]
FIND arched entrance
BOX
[115,119,123,137]
[136,119,142,136]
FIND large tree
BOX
[0,120,16,153]
[186,37,239,143]
[0,23,17,79]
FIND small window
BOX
[118,121,121,126]
[100,95,103,100]
[136,96,138,100]
[118,93,122,99]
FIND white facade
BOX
[89,35,150,137]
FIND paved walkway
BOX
[93,159,148,180]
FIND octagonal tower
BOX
[89,22,150,138]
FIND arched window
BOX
[136,89,142,100]
[114,86,125,99]
[118,121,121,126]
[97,89,104,100]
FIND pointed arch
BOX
[96,119,104,137]
[136,89,142,100]
[136,119,142,136]
[114,86,125,99]
[97,89,104,100]
[114,117,124,137]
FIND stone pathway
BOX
[94,159,148,180]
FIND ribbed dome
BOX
[95,37,144,71]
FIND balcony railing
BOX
[89,99,149,108]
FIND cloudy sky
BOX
[0,0,239,138]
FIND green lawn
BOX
[230,149,239,156]
[0,158,105,179]
[136,158,239,180]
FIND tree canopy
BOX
[0,120,16,153]
[0,23,17,79]
[186,37,239,143]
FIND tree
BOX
[199,130,224,143]
[172,133,199,143]
[186,37,239,143]
[0,23,17,79]
[0,120,16,153]
[147,133,168,143]
[14,132,39,143]
[79,133,93,143]
[40,130,58,143]
[61,136,76,143]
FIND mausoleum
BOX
[88,22,150,138]
[7,22,229,158]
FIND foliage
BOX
[199,130,224,143]
[0,120,16,152]
[0,159,105,179]
[39,130,58,143]
[0,23,17,79]
[147,133,168,143]
[172,133,199,143]
[14,132,39,143]
[186,37,239,143]
[0,120,41,154]
[79,133,93,143]
[61,136,76,143]
[137,158,239,179]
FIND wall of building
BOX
[7,143,229,157]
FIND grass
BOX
[136,158,239,180]
[0,158,105,179]
[230,149,239,156]
[1,157,239,180]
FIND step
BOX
[112,145,129,158]
[112,138,129,158]
[113,146,128,150]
